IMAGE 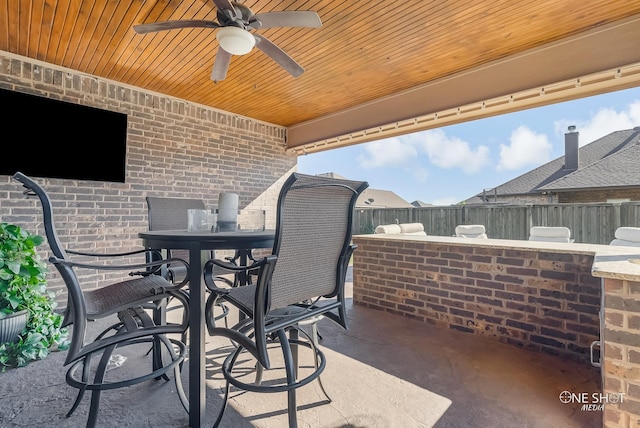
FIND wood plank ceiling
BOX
[2,0,640,153]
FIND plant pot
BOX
[0,310,29,343]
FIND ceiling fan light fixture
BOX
[216,26,255,55]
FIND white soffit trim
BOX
[288,62,640,155]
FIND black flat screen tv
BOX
[1,88,128,183]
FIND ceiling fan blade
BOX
[253,34,304,77]
[133,20,220,34]
[251,11,322,29]
[211,48,232,82]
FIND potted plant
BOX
[0,222,68,370]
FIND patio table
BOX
[138,229,275,427]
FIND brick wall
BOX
[602,277,640,427]
[479,188,640,205]
[0,52,297,302]
[352,236,602,363]
[559,189,640,203]
[480,194,558,204]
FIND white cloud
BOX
[418,129,491,174]
[356,130,491,176]
[630,100,640,123]
[357,137,417,168]
[555,100,640,145]
[497,126,552,171]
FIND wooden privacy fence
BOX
[354,202,640,244]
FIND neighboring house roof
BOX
[463,127,640,203]
[317,172,349,180]
[412,200,434,207]
[357,188,414,208]
[315,172,413,208]
[540,138,640,191]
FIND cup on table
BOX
[216,208,238,232]
[187,209,212,232]
[217,192,239,232]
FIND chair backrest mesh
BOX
[146,196,206,261]
[269,174,367,309]
[146,197,205,230]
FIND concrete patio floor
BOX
[0,281,602,428]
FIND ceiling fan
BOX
[133,0,322,82]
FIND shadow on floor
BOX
[0,282,601,427]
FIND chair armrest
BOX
[204,258,244,293]
[49,256,190,288]
[203,256,270,293]
[208,258,245,272]
[66,247,161,258]
[65,248,170,278]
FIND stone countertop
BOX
[353,234,640,281]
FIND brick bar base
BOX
[352,236,601,363]
[602,277,640,427]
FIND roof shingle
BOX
[464,127,640,202]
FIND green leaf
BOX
[6,261,21,275]
[0,223,67,369]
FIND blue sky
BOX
[297,87,640,205]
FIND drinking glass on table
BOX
[188,209,213,232]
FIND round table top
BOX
[139,229,275,250]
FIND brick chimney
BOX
[564,125,579,171]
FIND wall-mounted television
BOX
[0,88,128,183]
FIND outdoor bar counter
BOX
[352,234,640,427]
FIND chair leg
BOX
[87,342,118,428]
[311,323,321,346]
[277,329,299,428]
[311,323,333,403]
[66,362,90,418]
[298,324,332,403]
[212,379,232,428]
[213,349,241,428]
[66,323,123,419]
[218,328,327,428]
[149,305,171,381]
[65,312,188,427]
[254,362,264,385]
[160,334,189,413]
[149,333,190,412]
